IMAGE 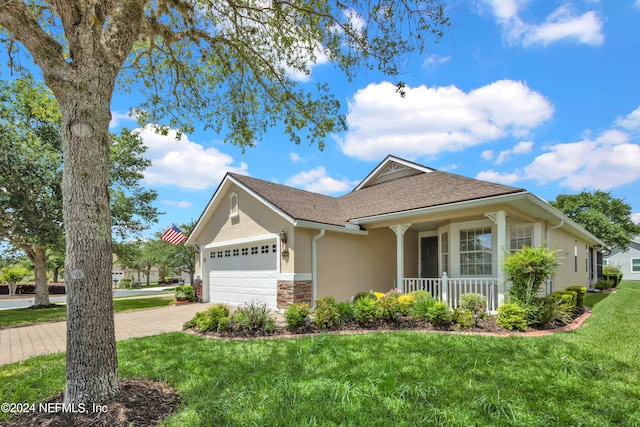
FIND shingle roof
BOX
[229,160,526,227]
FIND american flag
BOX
[161,225,187,245]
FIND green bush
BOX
[497,303,528,331]
[426,301,452,327]
[460,293,485,312]
[353,296,378,325]
[595,279,613,290]
[377,295,402,321]
[409,290,434,302]
[217,316,232,332]
[193,304,230,332]
[537,299,573,328]
[284,302,311,331]
[353,291,376,301]
[313,297,340,330]
[335,301,355,324]
[118,278,132,288]
[565,286,587,307]
[503,245,559,305]
[234,301,274,333]
[175,285,196,302]
[409,296,436,320]
[603,265,623,287]
[452,307,475,329]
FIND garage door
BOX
[208,240,278,308]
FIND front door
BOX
[420,236,438,278]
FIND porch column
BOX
[390,224,411,292]
[486,211,507,306]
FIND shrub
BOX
[234,301,274,333]
[191,304,230,332]
[497,303,528,331]
[409,295,436,320]
[410,290,434,302]
[537,299,573,328]
[284,302,310,331]
[217,316,232,332]
[426,301,452,328]
[313,297,340,330]
[460,293,485,313]
[603,265,623,287]
[376,295,402,321]
[550,291,577,309]
[373,292,386,300]
[335,301,355,324]
[566,286,587,307]
[353,296,378,325]
[503,245,559,305]
[119,278,132,288]
[353,291,376,301]
[175,285,196,302]
[452,308,475,329]
[595,279,613,290]
[397,294,416,315]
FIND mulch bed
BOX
[3,378,179,427]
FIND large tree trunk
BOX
[32,245,50,306]
[56,76,119,404]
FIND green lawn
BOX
[2,283,639,426]
[0,296,176,329]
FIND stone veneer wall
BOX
[277,280,312,309]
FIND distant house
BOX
[187,155,604,311]
[111,254,160,285]
[603,237,640,281]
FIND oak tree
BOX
[0,0,450,404]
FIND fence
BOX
[403,273,499,311]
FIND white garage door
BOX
[208,240,278,308]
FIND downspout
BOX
[312,229,326,308]
[546,221,564,293]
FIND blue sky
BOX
[106,0,640,236]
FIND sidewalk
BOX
[0,302,212,366]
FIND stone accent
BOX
[277,280,312,309]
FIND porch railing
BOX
[403,273,499,311]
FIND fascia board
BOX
[293,220,369,235]
[352,155,433,192]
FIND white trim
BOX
[277,273,313,281]
[203,233,278,250]
[632,258,640,273]
[229,192,239,219]
[353,155,434,191]
[293,219,369,235]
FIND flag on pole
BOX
[161,225,187,245]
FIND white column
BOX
[486,211,507,306]
[390,224,411,292]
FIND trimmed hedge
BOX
[0,283,66,295]
[565,286,587,307]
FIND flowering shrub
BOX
[377,295,402,321]
[373,292,386,300]
[397,294,416,315]
[313,297,340,329]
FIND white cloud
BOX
[339,80,553,161]
[632,213,640,225]
[483,1,604,47]
[423,54,451,69]
[285,166,356,195]
[495,140,534,164]
[162,200,193,208]
[290,152,302,163]
[615,106,640,132]
[137,126,249,190]
[110,111,136,129]
[476,169,522,185]
[481,150,495,160]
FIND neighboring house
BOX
[603,237,640,281]
[186,155,604,311]
[111,254,160,285]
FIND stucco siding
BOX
[604,241,640,281]
[548,227,592,289]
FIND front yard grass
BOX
[0,296,176,329]
[1,282,639,426]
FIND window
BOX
[217,251,223,258]
[209,252,215,259]
[441,232,449,275]
[232,249,239,257]
[229,192,239,218]
[241,247,248,256]
[272,244,277,253]
[510,225,533,252]
[251,246,258,255]
[224,250,231,257]
[261,245,269,254]
[460,227,492,276]
[632,259,640,273]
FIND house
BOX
[186,155,604,311]
[111,254,160,285]
[603,237,640,281]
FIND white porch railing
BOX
[403,273,499,311]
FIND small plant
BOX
[497,303,528,331]
[452,307,475,329]
[353,296,378,325]
[537,299,573,328]
[217,316,232,332]
[595,279,613,290]
[189,304,230,332]
[397,294,416,315]
[377,295,402,321]
[410,290,434,302]
[335,301,355,323]
[602,265,623,287]
[426,301,452,328]
[119,277,132,288]
[175,285,196,302]
[284,302,311,331]
[353,291,376,301]
[313,297,340,329]
[234,301,274,334]
[409,295,436,320]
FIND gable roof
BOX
[187,155,604,247]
